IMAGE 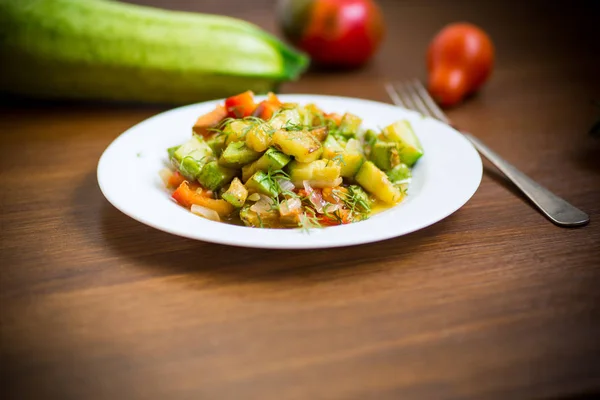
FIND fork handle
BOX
[462,133,589,227]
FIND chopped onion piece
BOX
[303,180,327,213]
[279,197,302,215]
[191,204,220,222]
[277,178,295,193]
[159,168,173,186]
[303,180,313,193]
[250,195,275,213]
[258,194,275,204]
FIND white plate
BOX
[97,94,482,249]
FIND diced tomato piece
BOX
[192,105,228,138]
[171,181,234,217]
[224,90,257,118]
[253,100,281,120]
[167,170,186,188]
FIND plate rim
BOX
[97,94,483,249]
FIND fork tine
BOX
[387,81,418,111]
[404,80,433,118]
[396,81,419,111]
[413,79,450,124]
[385,82,406,108]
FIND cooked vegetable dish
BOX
[161,91,424,229]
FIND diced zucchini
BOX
[245,122,275,152]
[245,171,279,197]
[224,120,253,144]
[173,135,213,163]
[338,113,362,138]
[241,148,291,182]
[370,141,401,171]
[387,163,412,183]
[364,129,378,147]
[269,107,301,130]
[322,135,344,159]
[355,161,403,204]
[344,138,363,153]
[300,103,325,127]
[287,159,342,188]
[222,177,248,207]
[309,126,328,142]
[167,145,180,161]
[219,141,262,168]
[172,135,214,179]
[272,129,323,163]
[178,157,204,180]
[322,137,364,178]
[240,205,280,228]
[338,154,364,179]
[381,120,424,166]
[364,129,378,158]
[197,161,237,191]
[340,142,365,175]
[207,134,227,157]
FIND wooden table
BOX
[2,0,599,399]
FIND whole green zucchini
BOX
[0,0,309,104]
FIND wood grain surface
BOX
[1,0,600,399]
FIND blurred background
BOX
[117,0,600,95]
[3,0,599,134]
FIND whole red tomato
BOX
[278,0,385,68]
[427,23,494,107]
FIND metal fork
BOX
[385,79,590,227]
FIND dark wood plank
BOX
[1,0,599,399]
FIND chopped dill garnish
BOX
[337,185,371,220]
[331,153,347,166]
[283,119,305,131]
[217,117,238,129]
[264,168,291,194]
[256,213,264,228]
[298,209,322,233]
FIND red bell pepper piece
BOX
[167,170,186,188]
[192,105,228,138]
[318,208,351,226]
[224,91,257,118]
[171,181,234,217]
[253,92,283,120]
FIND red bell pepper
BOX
[192,105,228,138]
[224,90,257,118]
[253,92,283,120]
[318,208,351,226]
[167,170,186,188]
[171,181,234,217]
